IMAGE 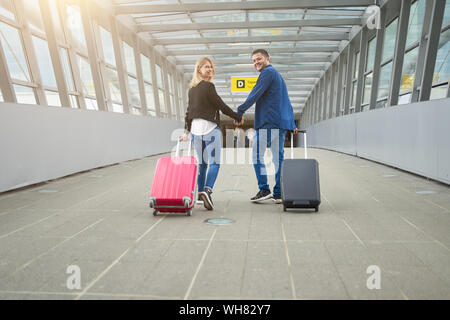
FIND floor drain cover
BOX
[222,190,243,194]
[382,174,397,177]
[415,190,437,195]
[38,189,59,193]
[204,218,234,225]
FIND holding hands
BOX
[234,118,245,127]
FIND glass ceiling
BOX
[113,0,372,112]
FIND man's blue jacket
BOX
[237,64,296,130]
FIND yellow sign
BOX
[401,75,414,90]
[231,76,258,92]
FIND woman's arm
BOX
[207,82,242,122]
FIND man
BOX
[235,49,298,203]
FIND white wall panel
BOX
[0,103,183,193]
[305,98,450,185]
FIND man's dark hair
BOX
[252,49,269,58]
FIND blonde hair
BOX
[189,57,215,88]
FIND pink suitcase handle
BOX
[176,136,192,157]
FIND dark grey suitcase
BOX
[281,130,321,212]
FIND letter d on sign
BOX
[366,265,381,290]
[66,265,81,290]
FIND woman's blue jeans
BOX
[192,126,222,193]
[252,128,287,197]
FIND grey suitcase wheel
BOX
[186,209,192,216]
[315,207,319,212]
[283,205,287,212]
[153,210,158,216]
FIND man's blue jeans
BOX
[192,126,222,193]
[252,128,287,196]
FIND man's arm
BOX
[237,68,273,116]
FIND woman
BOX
[181,57,242,211]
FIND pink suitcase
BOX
[149,140,198,216]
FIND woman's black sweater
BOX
[185,80,242,132]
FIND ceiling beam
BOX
[187,66,325,74]
[153,33,348,45]
[178,56,331,65]
[133,9,364,24]
[166,46,339,56]
[138,18,362,33]
[115,0,373,15]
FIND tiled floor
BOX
[0,148,449,300]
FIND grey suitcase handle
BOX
[290,130,307,159]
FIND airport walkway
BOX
[0,148,450,300]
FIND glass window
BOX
[366,37,376,72]
[85,97,98,110]
[77,55,95,96]
[128,76,140,106]
[362,73,372,105]
[32,36,57,88]
[169,94,174,115]
[69,94,77,108]
[0,22,31,82]
[376,99,387,109]
[48,0,64,43]
[144,83,155,116]
[382,18,398,62]
[106,68,122,103]
[444,1,450,26]
[400,47,418,94]
[326,74,331,118]
[168,73,174,94]
[398,93,412,105]
[406,0,426,48]
[130,106,141,116]
[112,103,123,113]
[155,64,163,88]
[66,5,86,51]
[353,51,360,78]
[341,54,347,84]
[378,61,393,100]
[430,28,450,100]
[100,27,115,67]
[351,81,357,107]
[432,28,450,85]
[60,48,74,92]
[123,41,137,75]
[105,67,121,103]
[0,0,15,20]
[24,0,44,34]
[141,54,152,83]
[430,83,448,100]
[158,88,166,113]
[13,84,35,104]
[45,90,61,107]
